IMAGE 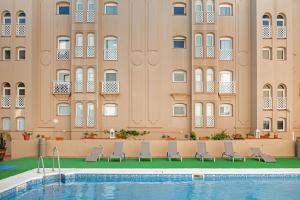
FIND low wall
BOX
[11,139,296,159]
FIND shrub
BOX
[211,130,231,140]
[190,131,197,140]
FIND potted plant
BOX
[260,132,270,139]
[211,130,231,140]
[246,133,255,139]
[232,134,244,140]
[190,131,197,140]
[0,131,11,161]
[23,131,33,141]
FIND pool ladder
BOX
[37,147,62,185]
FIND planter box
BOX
[199,136,210,140]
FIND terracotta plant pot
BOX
[167,137,176,140]
[23,135,31,141]
[55,137,64,141]
[0,149,6,161]
[199,136,209,140]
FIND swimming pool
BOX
[2,174,300,200]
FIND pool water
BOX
[3,175,300,200]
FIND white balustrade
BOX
[75,46,84,58]
[195,46,204,58]
[207,81,215,93]
[195,11,204,23]
[75,81,84,93]
[206,116,215,127]
[87,80,95,92]
[104,48,118,60]
[87,46,95,57]
[195,81,203,93]
[102,81,119,94]
[75,11,84,22]
[53,81,71,94]
[277,97,287,109]
[16,95,25,108]
[57,49,70,60]
[263,97,273,109]
[1,24,11,36]
[16,24,25,36]
[1,96,11,108]
[219,81,236,94]
[262,26,272,38]
[277,27,287,39]
[87,11,95,22]
[195,116,204,128]
[206,46,215,58]
[206,12,215,23]
[219,49,233,61]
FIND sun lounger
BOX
[195,141,215,162]
[108,141,125,162]
[222,141,246,162]
[250,147,276,163]
[139,142,152,162]
[85,146,103,162]
[167,141,182,162]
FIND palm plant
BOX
[0,131,11,150]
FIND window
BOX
[75,68,83,92]
[88,33,95,47]
[104,3,118,15]
[262,47,272,60]
[219,71,233,93]
[195,0,203,23]
[104,36,118,60]
[104,103,117,116]
[17,117,25,131]
[3,12,11,25]
[57,70,70,82]
[104,70,117,82]
[2,82,11,96]
[87,68,95,92]
[173,3,186,15]
[57,36,70,49]
[262,14,271,26]
[3,48,11,60]
[206,33,215,57]
[206,103,215,127]
[17,48,26,60]
[87,33,95,57]
[263,118,272,131]
[195,68,203,92]
[76,33,83,46]
[206,68,214,93]
[173,70,186,83]
[195,33,203,57]
[2,118,10,130]
[219,104,233,116]
[87,102,95,127]
[57,3,70,15]
[75,33,83,57]
[17,83,25,96]
[219,37,232,60]
[277,48,286,60]
[173,36,186,48]
[173,104,187,116]
[195,103,203,127]
[206,0,215,23]
[88,0,95,11]
[219,4,232,16]
[57,103,71,116]
[276,15,285,27]
[277,118,285,132]
[75,102,83,127]
[17,12,26,24]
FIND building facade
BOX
[0,0,300,140]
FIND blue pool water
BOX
[2,174,300,200]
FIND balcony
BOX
[206,116,215,128]
[75,11,84,22]
[1,24,11,36]
[195,81,203,93]
[219,81,236,94]
[277,97,287,110]
[53,81,71,95]
[87,11,95,22]
[57,49,70,60]
[195,11,204,23]
[195,46,203,58]
[263,97,273,110]
[206,12,215,23]
[195,116,203,128]
[206,46,215,58]
[1,96,11,108]
[206,81,215,93]
[75,46,84,58]
[277,27,287,39]
[262,26,272,38]
[16,95,25,108]
[16,24,25,36]
[219,49,233,61]
[102,81,119,94]
[87,46,95,58]
[104,48,118,60]
[87,80,95,93]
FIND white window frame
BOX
[17,48,26,60]
[262,15,271,26]
[173,104,187,117]
[87,33,95,46]
[103,103,118,116]
[87,67,95,92]
[262,47,272,60]
[3,12,11,25]
[219,104,233,117]
[75,102,83,127]
[75,68,84,92]
[57,36,70,50]
[88,0,95,11]
[2,83,11,96]
[276,15,285,27]
[277,118,285,132]
[57,70,70,82]
[76,0,84,11]
[104,3,118,15]
[219,4,232,16]
[57,103,71,116]
[17,83,25,96]
[56,3,70,15]
[173,3,186,16]
[173,70,187,83]
[17,117,25,131]
[173,36,186,48]
[2,48,11,60]
[75,33,83,46]
[2,117,11,131]
[276,47,286,60]
[263,118,272,132]
[87,102,95,127]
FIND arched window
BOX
[219,71,234,93]
[17,12,26,24]
[219,4,232,16]
[2,82,11,96]
[277,84,287,109]
[262,14,271,26]
[173,36,186,48]
[75,102,83,127]
[56,2,70,15]
[17,83,25,96]
[173,70,187,83]
[75,68,83,92]
[104,2,118,15]
[75,0,84,22]
[2,117,11,130]
[104,36,118,60]
[195,68,203,92]
[75,33,83,47]
[87,33,95,57]
[76,0,84,11]
[277,118,286,132]
[206,33,215,57]
[173,104,187,116]
[173,3,186,15]
[75,33,83,58]
[263,84,272,109]
[57,103,71,116]
[219,37,232,60]
[2,12,11,36]
[1,83,11,108]
[2,47,11,60]
[262,14,272,38]
[87,68,95,92]
[104,103,118,116]
[57,36,70,60]
[262,47,272,60]
[195,102,203,127]
[16,83,26,108]
[17,47,26,60]
[195,33,203,58]
[87,102,95,127]
[206,103,214,127]
[206,68,214,93]
[276,14,285,27]
[17,117,25,131]
[195,0,203,23]
[2,12,11,25]
[206,0,215,23]
[87,0,95,22]
[263,118,272,131]
[276,14,287,38]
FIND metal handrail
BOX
[37,156,46,179]
[52,146,62,184]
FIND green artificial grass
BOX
[0,157,300,180]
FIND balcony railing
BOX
[207,81,215,93]
[219,49,233,61]
[263,97,273,110]
[277,97,287,110]
[75,11,84,22]
[262,26,272,38]
[87,116,95,127]
[87,46,95,57]
[206,46,215,58]
[102,81,119,94]
[206,116,215,128]
[195,81,203,93]
[277,26,287,39]
[87,80,95,92]
[195,11,204,23]
[16,24,26,36]
[195,116,204,128]
[57,49,70,60]
[75,81,84,93]
[1,96,11,108]
[16,95,25,108]
[206,11,215,23]
[75,117,83,127]
[1,24,11,36]
[75,46,84,58]
[53,81,71,94]
[219,81,236,94]
[195,46,204,58]
[87,10,95,22]
[104,48,118,60]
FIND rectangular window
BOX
[104,104,117,116]
[17,118,25,131]
[263,118,271,131]
[219,6,232,16]
[173,104,187,116]
[277,119,285,132]
[262,48,271,60]
[173,39,185,48]
[105,4,118,15]
[3,49,11,60]
[173,71,186,82]
[219,104,232,116]
[18,49,26,60]
[58,6,70,15]
[57,104,71,116]
[2,118,11,130]
[277,48,285,60]
[174,6,185,15]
